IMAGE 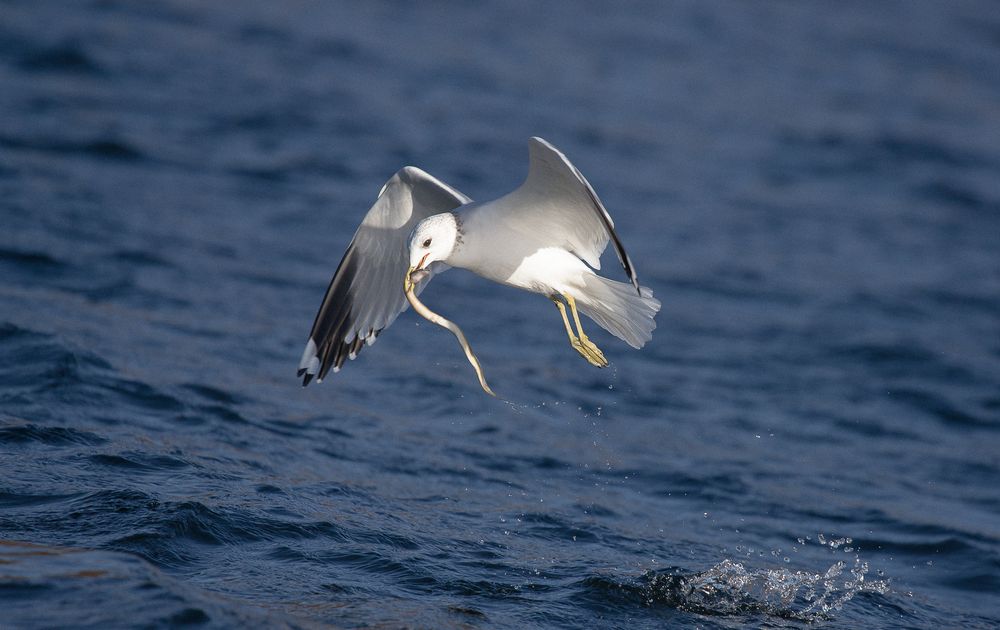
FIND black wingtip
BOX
[302,373,314,387]
[296,368,306,377]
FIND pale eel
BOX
[404,270,496,397]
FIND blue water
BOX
[2,1,999,627]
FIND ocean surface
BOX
[2,1,999,627]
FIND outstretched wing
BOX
[298,167,471,385]
[500,137,639,293]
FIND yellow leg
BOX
[556,294,608,368]
[551,297,577,341]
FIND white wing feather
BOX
[498,137,639,291]
[298,167,471,384]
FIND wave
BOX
[0,541,306,628]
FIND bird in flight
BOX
[298,137,660,391]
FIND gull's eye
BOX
[422,238,432,248]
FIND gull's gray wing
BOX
[298,167,471,385]
[497,137,639,293]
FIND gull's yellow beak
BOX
[404,265,415,292]
[405,254,431,292]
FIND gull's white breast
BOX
[503,247,591,295]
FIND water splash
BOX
[667,557,886,620]
[630,535,889,621]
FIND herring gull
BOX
[298,137,661,392]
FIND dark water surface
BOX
[2,1,999,627]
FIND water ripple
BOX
[0,423,107,447]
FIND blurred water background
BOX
[1,0,999,627]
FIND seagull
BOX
[298,137,661,387]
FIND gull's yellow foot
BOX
[573,335,608,367]
[559,293,609,368]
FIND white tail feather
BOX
[576,275,661,349]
